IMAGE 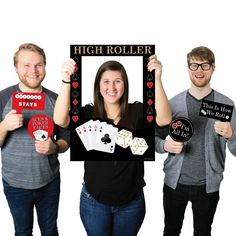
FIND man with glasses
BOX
[155,46,236,235]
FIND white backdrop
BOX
[1,0,236,235]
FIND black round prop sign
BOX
[169,117,194,142]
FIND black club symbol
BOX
[101,134,111,144]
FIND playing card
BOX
[75,121,91,151]
[40,130,48,141]
[33,130,48,141]
[86,120,100,150]
[83,120,95,150]
[33,130,40,140]
[94,123,118,153]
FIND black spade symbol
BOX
[41,134,46,139]
[71,107,79,114]
[101,134,111,144]
[146,107,154,114]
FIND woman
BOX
[54,55,171,236]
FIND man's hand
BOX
[214,121,233,139]
[2,110,24,131]
[164,136,184,154]
[35,138,58,155]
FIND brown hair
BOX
[187,46,215,65]
[14,43,46,66]
[93,60,129,121]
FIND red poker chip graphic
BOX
[28,114,54,141]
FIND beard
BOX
[18,74,45,90]
[190,76,211,88]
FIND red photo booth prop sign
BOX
[28,114,54,141]
[12,92,45,113]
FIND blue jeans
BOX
[80,184,145,236]
[163,183,219,236]
[3,174,60,236]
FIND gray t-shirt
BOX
[178,91,214,185]
[0,84,70,189]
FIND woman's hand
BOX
[62,59,77,82]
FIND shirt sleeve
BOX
[54,124,70,146]
[155,124,169,153]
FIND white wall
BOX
[1,0,236,235]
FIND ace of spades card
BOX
[33,129,48,141]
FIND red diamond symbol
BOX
[147,99,153,106]
[73,99,78,106]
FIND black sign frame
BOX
[70,44,155,161]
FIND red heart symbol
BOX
[147,115,153,122]
[72,116,79,122]
[72,82,79,89]
[147,82,153,88]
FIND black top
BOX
[82,102,146,205]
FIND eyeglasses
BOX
[188,62,212,71]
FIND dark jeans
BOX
[163,183,219,236]
[80,184,145,236]
[3,174,60,236]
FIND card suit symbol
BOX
[146,91,153,97]
[72,107,79,114]
[73,99,78,106]
[41,134,46,139]
[147,82,153,89]
[101,134,111,144]
[147,99,153,106]
[72,90,79,97]
[146,107,154,114]
[147,73,153,81]
[73,57,79,63]
[72,116,79,122]
[74,64,78,73]
[147,115,153,122]
[72,74,79,81]
[72,82,79,89]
